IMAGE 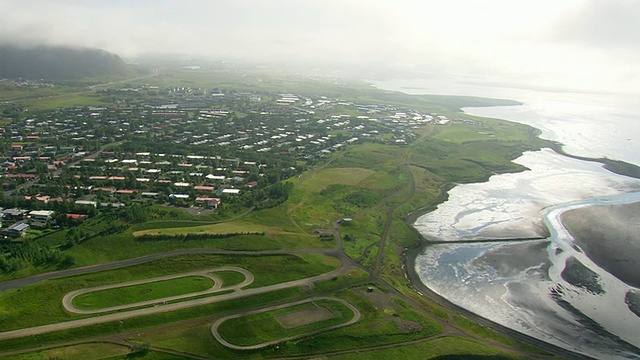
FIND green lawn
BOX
[71,275,216,310]
[214,270,247,287]
[329,336,519,359]
[0,253,337,331]
[1,342,131,360]
[216,299,356,347]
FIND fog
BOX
[1,0,639,94]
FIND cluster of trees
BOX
[237,181,294,210]
[136,231,264,242]
[119,204,152,223]
[0,241,74,273]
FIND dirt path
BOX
[0,248,325,291]
[210,296,361,350]
[373,163,415,275]
[62,267,252,315]
[0,264,346,341]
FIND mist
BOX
[1,0,638,95]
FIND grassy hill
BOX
[0,44,136,80]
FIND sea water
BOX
[370,78,640,358]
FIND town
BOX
[0,83,450,241]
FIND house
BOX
[2,208,28,220]
[169,194,189,200]
[115,189,136,195]
[5,221,29,237]
[195,196,221,209]
[193,185,215,192]
[220,188,240,195]
[29,210,55,222]
[66,213,88,220]
[29,209,55,228]
[75,200,98,208]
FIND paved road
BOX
[0,264,345,341]
[210,296,361,350]
[63,267,252,315]
[0,248,326,292]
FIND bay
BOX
[370,78,640,358]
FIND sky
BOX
[1,0,638,94]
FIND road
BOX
[62,267,252,315]
[0,248,326,291]
[210,296,361,350]
[0,263,346,341]
[0,152,572,358]
[3,140,124,199]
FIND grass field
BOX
[251,287,444,357]
[0,253,337,331]
[0,68,556,359]
[329,336,519,359]
[71,275,216,311]
[1,342,131,360]
[216,298,356,347]
[131,287,449,359]
[214,270,247,287]
[132,221,274,237]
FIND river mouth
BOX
[411,150,640,359]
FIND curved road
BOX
[210,296,361,350]
[63,267,252,315]
[0,264,345,341]
[0,248,329,292]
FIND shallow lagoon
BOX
[371,78,640,358]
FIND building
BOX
[29,210,55,228]
[195,196,221,209]
[2,208,28,220]
[75,200,98,208]
[5,222,29,238]
[218,188,240,196]
[169,194,190,200]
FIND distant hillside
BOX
[0,45,136,80]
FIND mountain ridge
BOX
[0,44,136,80]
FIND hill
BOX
[0,44,136,80]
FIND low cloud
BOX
[0,0,638,94]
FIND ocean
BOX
[370,78,640,359]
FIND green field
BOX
[329,336,519,359]
[0,253,337,332]
[71,275,216,311]
[214,270,248,287]
[216,298,356,347]
[0,67,557,359]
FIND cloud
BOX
[552,0,640,50]
[0,0,637,94]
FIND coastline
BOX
[402,241,593,360]
[549,143,640,180]
[367,78,640,357]
[401,124,640,359]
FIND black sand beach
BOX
[561,202,640,289]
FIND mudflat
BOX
[561,202,640,288]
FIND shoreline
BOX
[548,143,640,180]
[402,149,640,358]
[401,130,640,359]
[369,80,640,357]
[402,241,593,360]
